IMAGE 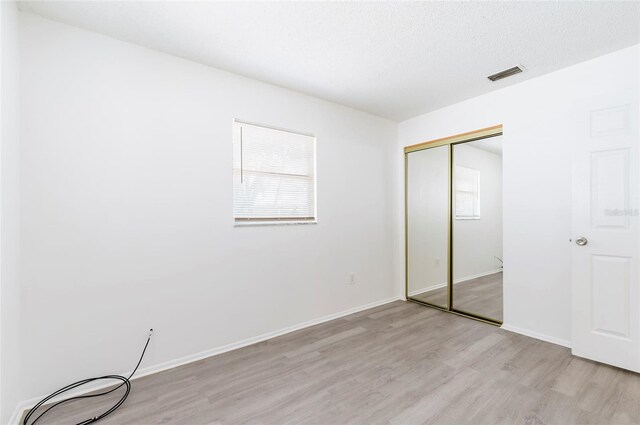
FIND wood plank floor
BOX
[412,272,503,322]
[23,301,640,425]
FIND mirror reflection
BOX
[452,136,503,321]
[407,145,449,308]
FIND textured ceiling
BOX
[18,1,640,121]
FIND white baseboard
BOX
[454,269,502,284]
[408,269,503,297]
[500,323,572,349]
[408,282,446,297]
[9,295,402,425]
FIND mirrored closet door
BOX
[452,137,503,322]
[405,126,503,325]
[406,145,449,309]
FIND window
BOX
[455,165,480,219]
[233,121,316,224]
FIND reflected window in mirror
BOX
[455,165,480,220]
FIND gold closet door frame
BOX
[404,124,503,326]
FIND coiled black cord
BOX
[23,330,153,425]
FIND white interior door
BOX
[572,90,640,372]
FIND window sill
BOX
[234,220,318,227]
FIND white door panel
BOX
[572,90,639,372]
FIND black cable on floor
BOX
[23,330,153,425]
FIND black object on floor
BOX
[23,330,153,425]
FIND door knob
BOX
[575,237,588,246]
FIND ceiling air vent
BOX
[487,66,523,82]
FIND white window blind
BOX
[233,121,316,223]
[455,165,480,219]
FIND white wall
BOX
[16,12,397,408]
[453,143,503,281]
[398,44,640,345]
[0,1,22,423]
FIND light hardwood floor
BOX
[412,272,503,322]
[23,301,640,425]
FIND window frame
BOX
[232,119,318,227]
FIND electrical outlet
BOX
[349,273,356,285]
